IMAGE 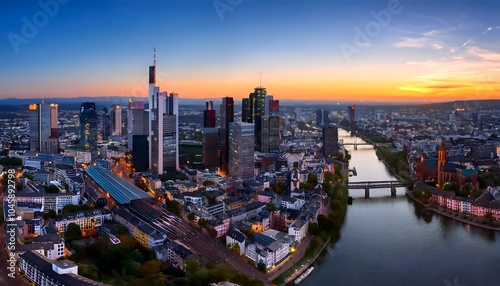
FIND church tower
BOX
[437,138,447,187]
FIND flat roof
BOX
[85,166,151,205]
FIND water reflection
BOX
[412,201,433,223]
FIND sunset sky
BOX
[1,0,499,102]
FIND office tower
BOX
[127,100,149,150]
[50,103,59,137]
[268,99,279,114]
[28,102,51,151]
[101,107,111,140]
[219,97,234,174]
[110,104,122,137]
[132,135,149,172]
[242,98,251,123]
[316,109,330,127]
[29,104,40,151]
[242,87,281,152]
[323,125,339,158]
[348,103,356,122]
[203,100,216,128]
[148,50,179,175]
[202,128,219,167]
[80,102,98,150]
[268,115,281,153]
[229,122,255,180]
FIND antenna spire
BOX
[259,71,262,88]
[154,47,156,68]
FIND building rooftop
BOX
[19,251,110,286]
[85,166,151,205]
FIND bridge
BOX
[344,180,406,198]
[339,136,392,150]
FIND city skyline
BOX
[1,0,499,102]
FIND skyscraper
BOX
[28,102,52,152]
[50,103,59,137]
[203,100,216,128]
[316,109,329,127]
[323,125,339,158]
[110,104,122,137]
[148,50,179,175]
[242,87,281,152]
[127,99,149,150]
[101,107,111,140]
[219,97,234,174]
[348,103,356,122]
[80,102,98,150]
[229,122,255,180]
[202,128,219,168]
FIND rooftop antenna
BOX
[153,47,157,85]
[259,71,262,88]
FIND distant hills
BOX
[0,96,498,111]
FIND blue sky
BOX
[1,0,499,102]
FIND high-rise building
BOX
[203,100,216,128]
[202,128,219,168]
[132,135,149,172]
[229,122,255,180]
[110,104,122,137]
[316,109,330,127]
[127,100,149,150]
[28,102,52,151]
[101,107,111,140]
[219,97,234,174]
[322,125,339,158]
[148,50,179,175]
[242,87,281,152]
[80,102,98,150]
[348,104,356,122]
[242,98,251,123]
[50,103,59,137]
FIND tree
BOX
[307,173,318,185]
[485,212,493,221]
[42,184,60,193]
[43,209,57,220]
[273,182,286,195]
[65,223,82,240]
[265,202,276,212]
[187,212,196,221]
[324,171,335,184]
[184,258,199,273]
[198,218,208,228]
[165,199,182,216]
[257,261,267,273]
[78,263,99,280]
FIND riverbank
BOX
[405,189,500,232]
[282,236,331,285]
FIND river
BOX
[302,129,500,286]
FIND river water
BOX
[303,129,500,286]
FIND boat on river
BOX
[294,266,314,284]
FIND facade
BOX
[16,191,80,214]
[132,135,149,172]
[110,104,122,137]
[112,208,166,249]
[149,59,179,175]
[245,230,291,269]
[322,125,339,158]
[288,218,309,242]
[50,103,59,137]
[203,100,216,128]
[219,97,234,174]
[127,100,149,150]
[80,102,98,150]
[228,122,255,180]
[202,128,219,167]
[54,209,112,236]
[29,102,52,151]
